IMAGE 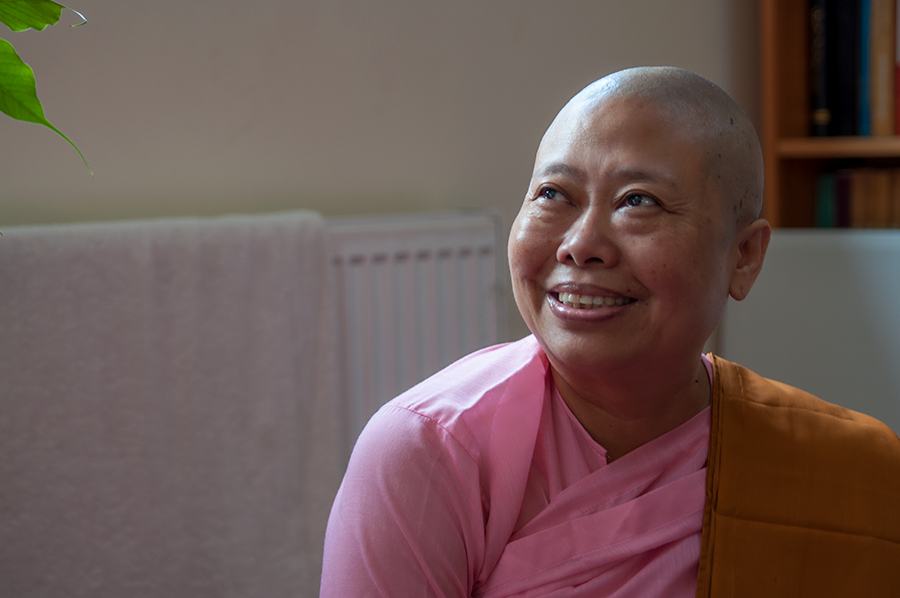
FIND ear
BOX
[729,218,771,301]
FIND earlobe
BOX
[729,218,771,301]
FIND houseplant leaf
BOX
[0,0,64,33]
[0,37,90,172]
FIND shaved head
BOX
[547,67,764,227]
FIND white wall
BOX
[1,0,760,338]
[721,230,900,433]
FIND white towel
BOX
[0,212,340,598]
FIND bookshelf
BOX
[760,0,900,227]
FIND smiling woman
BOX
[321,66,900,598]
[506,75,769,457]
[0,0,90,173]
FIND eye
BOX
[536,187,564,201]
[623,192,657,208]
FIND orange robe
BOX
[698,357,900,596]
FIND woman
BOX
[320,67,900,597]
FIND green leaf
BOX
[0,0,64,32]
[0,37,90,173]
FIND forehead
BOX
[533,95,710,191]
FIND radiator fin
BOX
[328,212,505,462]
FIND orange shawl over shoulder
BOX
[697,357,900,597]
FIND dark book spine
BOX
[811,0,832,135]
[835,168,853,227]
[831,0,861,135]
[859,0,872,135]
[815,171,838,227]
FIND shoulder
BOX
[709,356,900,542]
[344,335,550,482]
[711,356,900,460]
[369,335,550,456]
[323,336,552,596]
[392,334,547,411]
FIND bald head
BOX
[550,67,764,227]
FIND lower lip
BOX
[547,293,632,322]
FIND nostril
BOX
[563,253,604,267]
[558,219,617,267]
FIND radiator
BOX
[327,212,506,461]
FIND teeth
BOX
[558,292,634,309]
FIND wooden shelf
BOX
[778,136,900,158]
[760,0,900,227]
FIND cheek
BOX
[508,210,552,280]
[626,236,713,299]
[642,242,731,320]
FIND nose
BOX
[556,208,619,267]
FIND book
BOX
[835,168,853,227]
[896,0,900,134]
[869,0,896,135]
[871,167,893,226]
[888,168,900,228]
[815,171,838,227]
[810,0,832,136]
[851,167,874,227]
[859,0,872,135]
[832,0,861,135]
[821,167,900,228]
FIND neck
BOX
[551,356,711,462]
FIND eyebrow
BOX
[534,162,588,181]
[607,168,681,190]
[535,162,681,191]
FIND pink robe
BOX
[321,336,709,597]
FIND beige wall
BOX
[1,0,759,336]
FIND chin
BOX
[533,328,634,371]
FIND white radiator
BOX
[327,212,507,462]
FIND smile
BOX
[557,292,636,309]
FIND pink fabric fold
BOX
[476,403,709,598]
[321,336,710,598]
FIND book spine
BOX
[872,168,892,226]
[815,172,837,227]
[859,0,872,135]
[850,168,872,227]
[832,0,861,135]
[811,0,832,135]
[836,169,853,227]
[896,0,900,134]
[870,0,896,135]
[892,169,900,226]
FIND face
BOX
[509,96,743,376]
